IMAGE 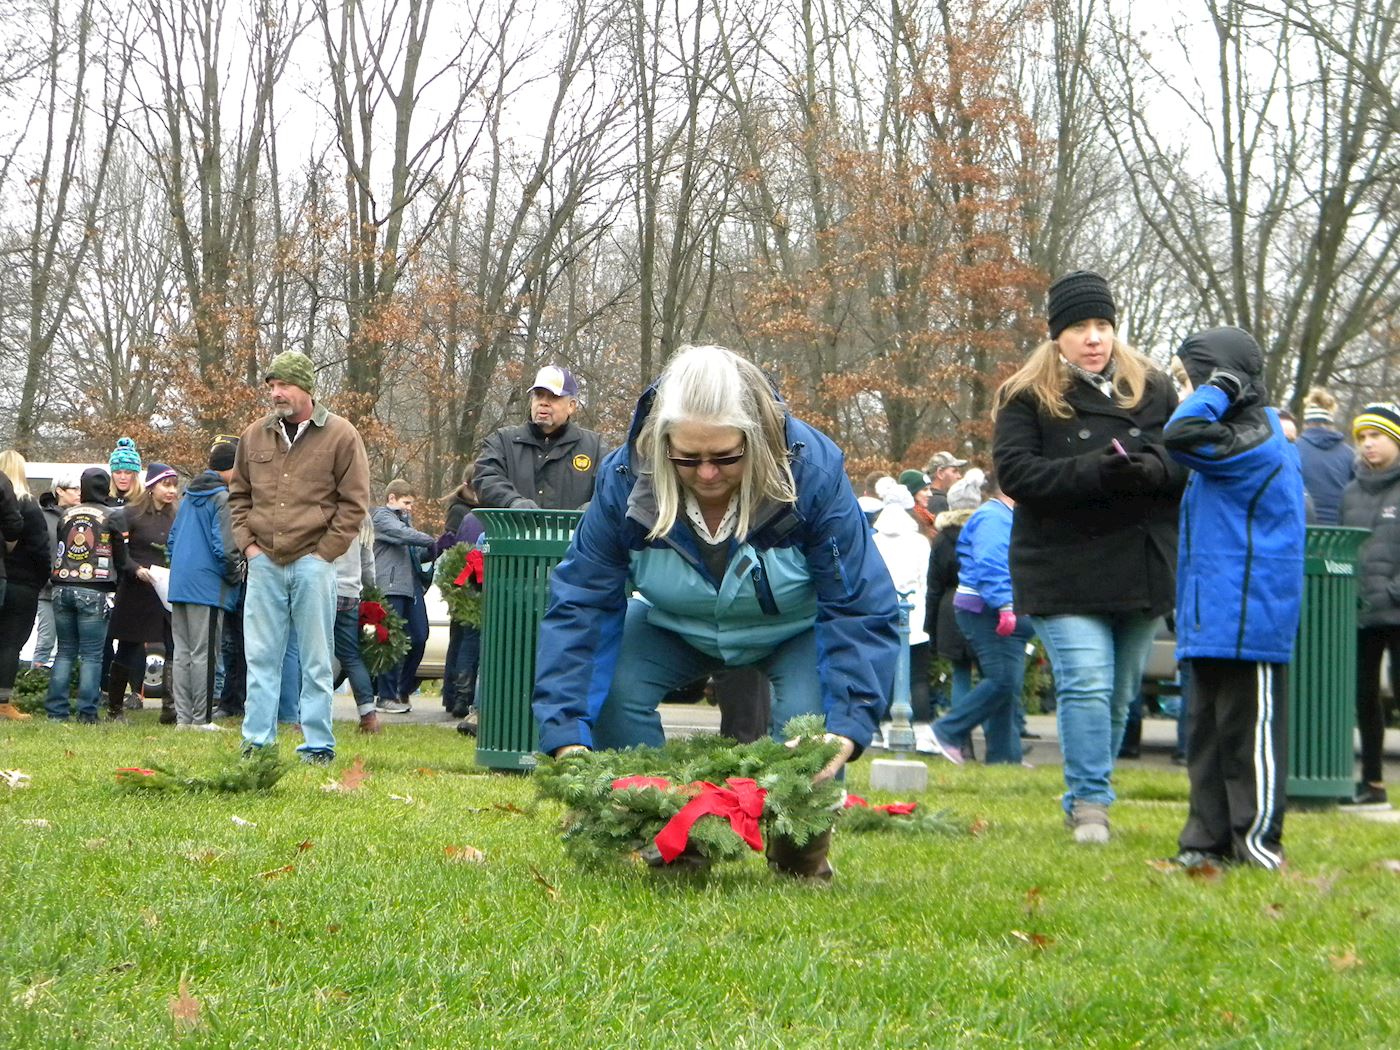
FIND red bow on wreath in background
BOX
[454,548,485,587]
[359,600,390,643]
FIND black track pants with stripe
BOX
[1178,658,1288,868]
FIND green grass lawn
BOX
[2,717,1398,1048]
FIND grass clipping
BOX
[535,714,843,867]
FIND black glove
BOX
[1206,370,1244,402]
[1099,448,1168,493]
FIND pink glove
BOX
[996,609,1017,637]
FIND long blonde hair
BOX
[637,345,797,541]
[0,449,31,500]
[994,337,1156,419]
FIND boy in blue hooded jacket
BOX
[1163,327,1305,870]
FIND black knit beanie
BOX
[1047,271,1117,339]
[208,435,239,472]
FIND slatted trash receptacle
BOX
[1287,526,1370,800]
[473,509,582,771]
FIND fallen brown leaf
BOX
[444,845,486,864]
[968,818,990,837]
[84,837,109,850]
[340,755,368,790]
[1009,929,1053,950]
[140,909,161,928]
[296,839,314,852]
[256,864,295,879]
[1185,861,1224,882]
[493,802,526,815]
[1023,886,1043,915]
[1329,950,1362,972]
[169,977,203,1031]
[326,923,342,934]
[108,961,136,974]
[18,977,55,1008]
[1146,858,1178,873]
[184,848,221,865]
[413,767,439,777]
[529,864,559,900]
[1262,902,1285,921]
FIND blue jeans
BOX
[46,587,110,721]
[936,610,1034,764]
[377,592,428,702]
[442,622,481,714]
[1032,611,1162,811]
[242,554,337,758]
[334,599,377,716]
[279,626,301,724]
[591,598,823,749]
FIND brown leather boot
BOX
[766,828,835,881]
[0,702,32,721]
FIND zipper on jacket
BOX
[1235,464,1282,656]
[752,554,780,616]
[829,536,852,596]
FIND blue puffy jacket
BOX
[531,388,900,755]
[955,498,1014,610]
[1165,386,1306,663]
[167,471,244,611]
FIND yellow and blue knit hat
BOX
[1353,403,1400,445]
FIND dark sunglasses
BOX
[667,445,746,469]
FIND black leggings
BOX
[0,581,41,691]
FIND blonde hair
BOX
[0,449,31,500]
[994,337,1156,419]
[637,345,796,541]
[1304,387,1338,414]
[110,469,144,501]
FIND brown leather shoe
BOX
[358,712,382,734]
[0,702,33,721]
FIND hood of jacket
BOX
[79,467,111,505]
[934,506,975,532]
[873,505,919,538]
[1176,326,1268,416]
[183,469,228,501]
[1354,458,1400,494]
[1300,427,1347,451]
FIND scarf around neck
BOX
[1061,355,1117,400]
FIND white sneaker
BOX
[913,724,937,754]
[197,722,225,732]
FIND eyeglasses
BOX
[666,445,746,469]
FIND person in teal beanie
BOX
[108,437,143,504]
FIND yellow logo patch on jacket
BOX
[572,454,592,472]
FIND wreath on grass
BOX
[115,746,286,793]
[435,543,484,628]
[358,586,411,677]
[535,714,847,867]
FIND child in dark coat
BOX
[1163,326,1306,870]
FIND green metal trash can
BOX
[473,509,582,771]
[1287,526,1370,800]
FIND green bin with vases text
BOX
[1287,526,1370,799]
[472,509,582,771]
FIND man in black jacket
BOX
[474,366,606,510]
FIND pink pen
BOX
[1111,438,1130,458]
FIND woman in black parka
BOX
[992,271,1186,844]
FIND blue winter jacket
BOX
[1297,427,1354,525]
[531,389,900,756]
[1165,386,1306,663]
[955,499,1014,610]
[167,471,244,611]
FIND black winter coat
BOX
[3,497,52,589]
[1341,460,1400,628]
[474,420,606,511]
[993,371,1186,617]
[926,509,974,663]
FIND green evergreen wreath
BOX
[534,714,846,866]
[358,586,411,677]
[434,543,484,627]
[115,747,286,793]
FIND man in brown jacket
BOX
[229,351,370,762]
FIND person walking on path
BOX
[229,350,371,764]
[370,479,435,714]
[46,468,125,722]
[167,437,245,728]
[1296,388,1354,525]
[107,463,179,722]
[1339,402,1400,808]
[993,270,1187,844]
[474,365,606,510]
[1164,326,1305,870]
[928,471,1034,766]
[0,452,51,720]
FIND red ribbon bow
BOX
[454,548,485,587]
[652,778,767,863]
[845,794,917,816]
[359,600,386,626]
